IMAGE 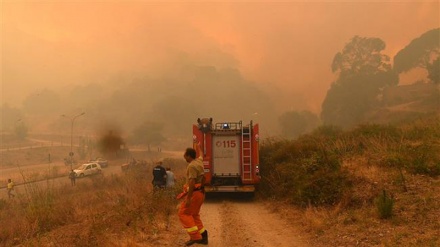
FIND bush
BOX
[402,144,440,177]
[402,116,440,141]
[352,124,401,140]
[295,167,350,206]
[259,137,350,206]
[311,125,343,139]
[260,115,440,206]
[375,190,394,219]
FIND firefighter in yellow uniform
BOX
[178,141,208,246]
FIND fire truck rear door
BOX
[212,135,240,176]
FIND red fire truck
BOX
[193,118,261,193]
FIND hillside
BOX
[368,83,440,125]
[259,115,440,246]
[0,116,439,246]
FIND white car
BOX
[89,158,108,168]
[73,163,102,178]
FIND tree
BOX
[321,36,398,129]
[279,110,320,139]
[332,36,393,78]
[0,104,23,132]
[14,121,28,140]
[130,121,166,152]
[394,28,440,75]
[427,57,439,84]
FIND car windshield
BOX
[76,164,88,170]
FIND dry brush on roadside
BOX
[0,160,187,247]
[258,115,440,246]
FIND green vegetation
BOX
[320,29,439,130]
[427,57,439,84]
[321,36,398,129]
[375,190,394,219]
[259,114,439,246]
[278,110,320,139]
[393,28,439,75]
[0,115,439,246]
[259,115,440,208]
[259,136,350,206]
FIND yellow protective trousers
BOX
[178,189,205,240]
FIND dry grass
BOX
[0,135,188,246]
[2,116,439,246]
[274,155,440,247]
[260,116,440,247]
[0,164,186,246]
[270,167,439,246]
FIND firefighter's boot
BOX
[185,239,204,246]
[201,230,208,244]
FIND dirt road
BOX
[164,197,309,247]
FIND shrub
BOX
[351,124,401,140]
[402,116,440,141]
[384,152,404,168]
[311,125,343,139]
[261,115,440,208]
[295,167,350,206]
[375,190,394,219]
[403,143,440,177]
[259,137,350,206]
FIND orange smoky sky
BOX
[1,1,439,113]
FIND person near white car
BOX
[73,163,102,178]
[69,170,76,186]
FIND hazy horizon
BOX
[2,1,439,114]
